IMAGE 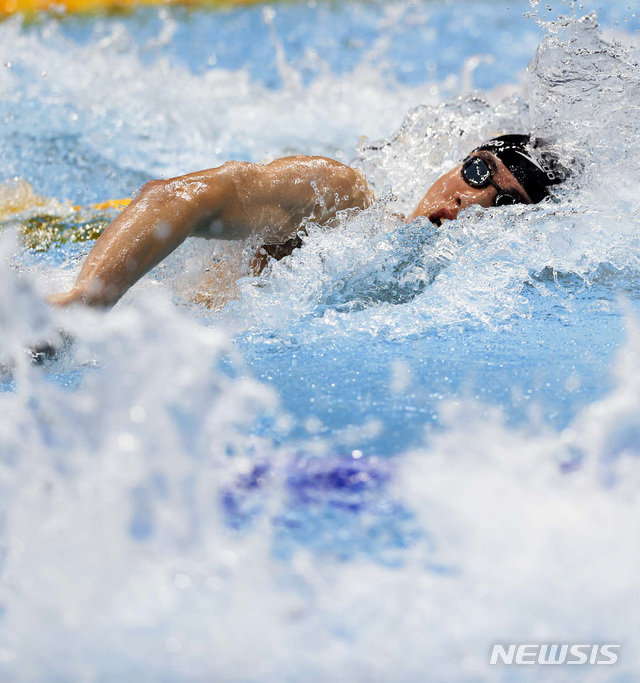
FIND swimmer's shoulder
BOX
[263,155,374,211]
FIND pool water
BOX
[1,0,640,680]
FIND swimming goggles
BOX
[461,156,524,207]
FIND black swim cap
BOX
[472,134,564,203]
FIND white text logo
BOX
[490,644,620,665]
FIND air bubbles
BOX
[165,637,182,653]
[390,359,413,394]
[129,405,146,423]
[174,573,191,589]
[153,222,171,240]
[304,416,322,434]
[624,351,640,369]
[219,549,237,567]
[0,647,14,664]
[117,432,137,451]
[206,575,224,592]
[565,376,581,391]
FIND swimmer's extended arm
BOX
[48,156,370,308]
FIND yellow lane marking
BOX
[2,0,265,14]
[73,198,131,211]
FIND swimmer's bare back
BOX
[48,156,372,308]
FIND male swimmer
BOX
[48,134,563,309]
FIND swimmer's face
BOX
[408,150,533,225]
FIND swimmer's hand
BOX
[26,329,72,364]
[47,291,81,307]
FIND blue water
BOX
[1,0,640,680]
[240,279,629,455]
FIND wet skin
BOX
[408,150,533,225]
[48,151,532,309]
[49,156,371,308]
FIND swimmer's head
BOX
[410,134,566,225]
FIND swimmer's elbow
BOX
[138,178,168,198]
[219,160,254,175]
[134,179,179,213]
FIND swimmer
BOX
[48,134,564,309]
